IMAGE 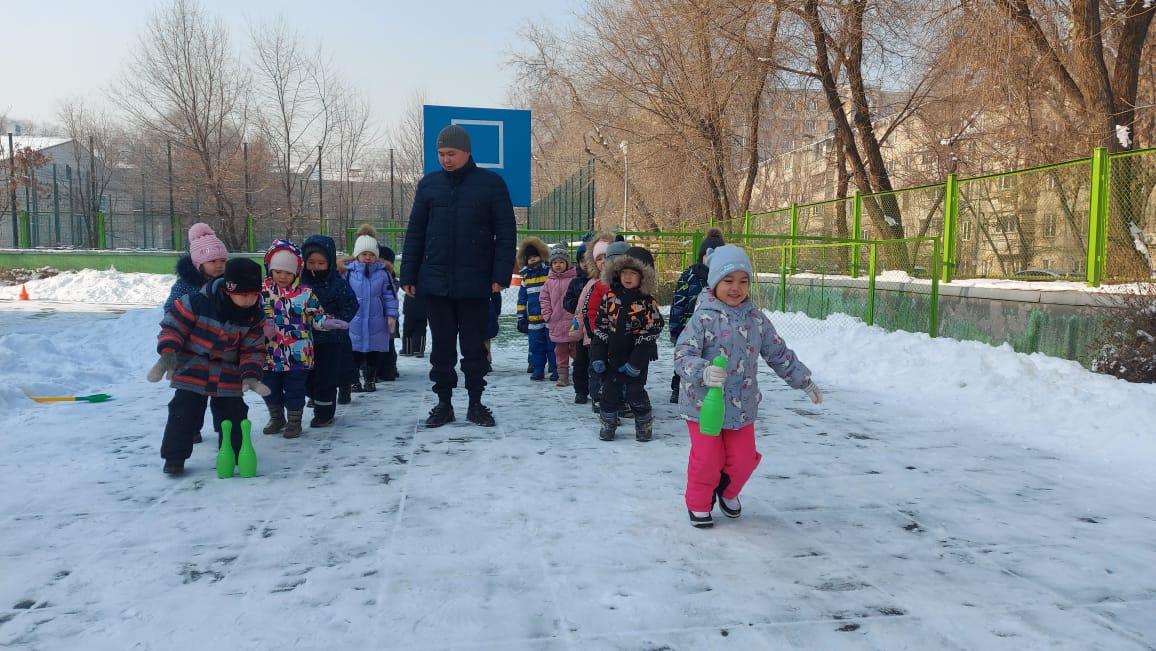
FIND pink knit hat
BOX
[592,240,609,261]
[188,223,228,268]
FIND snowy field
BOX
[1,270,1155,650]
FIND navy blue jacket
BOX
[164,255,209,313]
[401,158,517,300]
[670,263,709,343]
[562,266,589,315]
[300,235,359,346]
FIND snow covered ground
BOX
[1,270,1155,650]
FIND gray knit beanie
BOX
[436,125,472,153]
[548,244,569,264]
[605,241,630,260]
[706,244,753,290]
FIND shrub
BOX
[1090,285,1156,383]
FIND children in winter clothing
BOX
[561,237,593,401]
[539,244,579,387]
[669,228,726,403]
[400,294,427,358]
[164,222,228,313]
[343,225,399,393]
[591,246,665,442]
[300,234,359,427]
[260,239,339,438]
[376,245,401,382]
[516,237,557,381]
[578,238,629,413]
[674,245,823,528]
[148,258,270,476]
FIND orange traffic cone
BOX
[18,285,29,301]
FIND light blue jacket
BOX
[674,290,812,429]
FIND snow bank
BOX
[0,269,174,305]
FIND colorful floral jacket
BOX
[261,278,328,372]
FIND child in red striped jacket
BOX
[147,258,271,477]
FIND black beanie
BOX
[378,245,396,264]
[698,228,725,264]
[625,246,655,270]
[223,257,262,293]
[436,125,472,153]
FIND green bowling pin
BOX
[237,419,257,478]
[216,420,236,478]
[698,354,729,436]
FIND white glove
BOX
[804,381,823,404]
[146,354,177,383]
[242,378,271,397]
[702,365,727,388]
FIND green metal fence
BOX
[525,160,595,232]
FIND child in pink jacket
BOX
[539,245,579,387]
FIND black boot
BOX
[635,413,653,442]
[414,335,426,358]
[426,400,455,428]
[466,401,496,427]
[688,510,714,528]
[163,459,185,476]
[400,337,412,356]
[716,473,741,518]
[669,387,679,404]
[574,393,588,405]
[363,367,377,393]
[338,386,352,404]
[598,411,618,441]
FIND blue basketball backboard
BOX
[423,105,531,207]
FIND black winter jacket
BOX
[669,263,709,342]
[562,267,589,315]
[401,158,517,300]
[300,235,359,346]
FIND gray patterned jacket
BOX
[674,290,813,430]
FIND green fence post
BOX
[742,210,752,247]
[17,210,30,248]
[778,247,788,313]
[941,175,958,283]
[851,191,862,278]
[96,210,107,249]
[930,237,940,338]
[866,243,877,326]
[1086,147,1109,287]
[789,203,799,274]
[246,214,256,253]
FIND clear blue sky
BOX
[4,0,579,131]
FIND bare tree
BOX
[329,85,379,241]
[386,91,427,224]
[57,99,132,247]
[111,0,250,248]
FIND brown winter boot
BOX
[283,409,304,439]
[555,367,570,387]
[263,405,286,435]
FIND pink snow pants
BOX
[552,341,575,371]
[685,420,762,512]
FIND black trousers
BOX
[352,351,383,378]
[573,342,590,398]
[402,295,428,339]
[307,342,343,420]
[426,295,489,400]
[598,370,653,420]
[671,372,681,392]
[161,389,248,462]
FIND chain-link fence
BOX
[1106,148,1156,282]
[525,160,595,232]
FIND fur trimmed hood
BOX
[582,230,617,274]
[601,249,657,296]
[518,236,550,268]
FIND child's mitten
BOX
[146,353,178,383]
[803,381,823,404]
[590,360,607,375]
[702,365,726,388]
[242,378,272,397]
[516,318,529,334]
[618,362,640,378]
[315,318,350,331]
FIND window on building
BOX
[805,98,818,111]
[1042,214,1057,238]
[804,120,816,133]
[961,220,972,241]
[827,120,835,132]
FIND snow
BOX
[1,274,1155,649]
[1128,220,1152,269]
[0,269,173,305]
[1116,124,1133,150]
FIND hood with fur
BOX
[601,249,657,296]
[517,236,550,268]
[582,230,617,275]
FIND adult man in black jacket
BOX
[401,125,517,427]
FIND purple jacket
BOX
[344,260,399,353]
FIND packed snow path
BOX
[1,306,1155,649]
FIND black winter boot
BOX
[338,386,351,404]
[669,387,680,404]
[634,414,653,442]
[163,459,185,476]
[415,335,426,358]
[598,411,618,441]
[363,367,377,393]
[426,401,455,428]
[466,401,496,427]
[574,393,588,405]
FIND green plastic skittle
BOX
[216,420,236,479]
[698,354,729,436]
[237,419,257,478]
